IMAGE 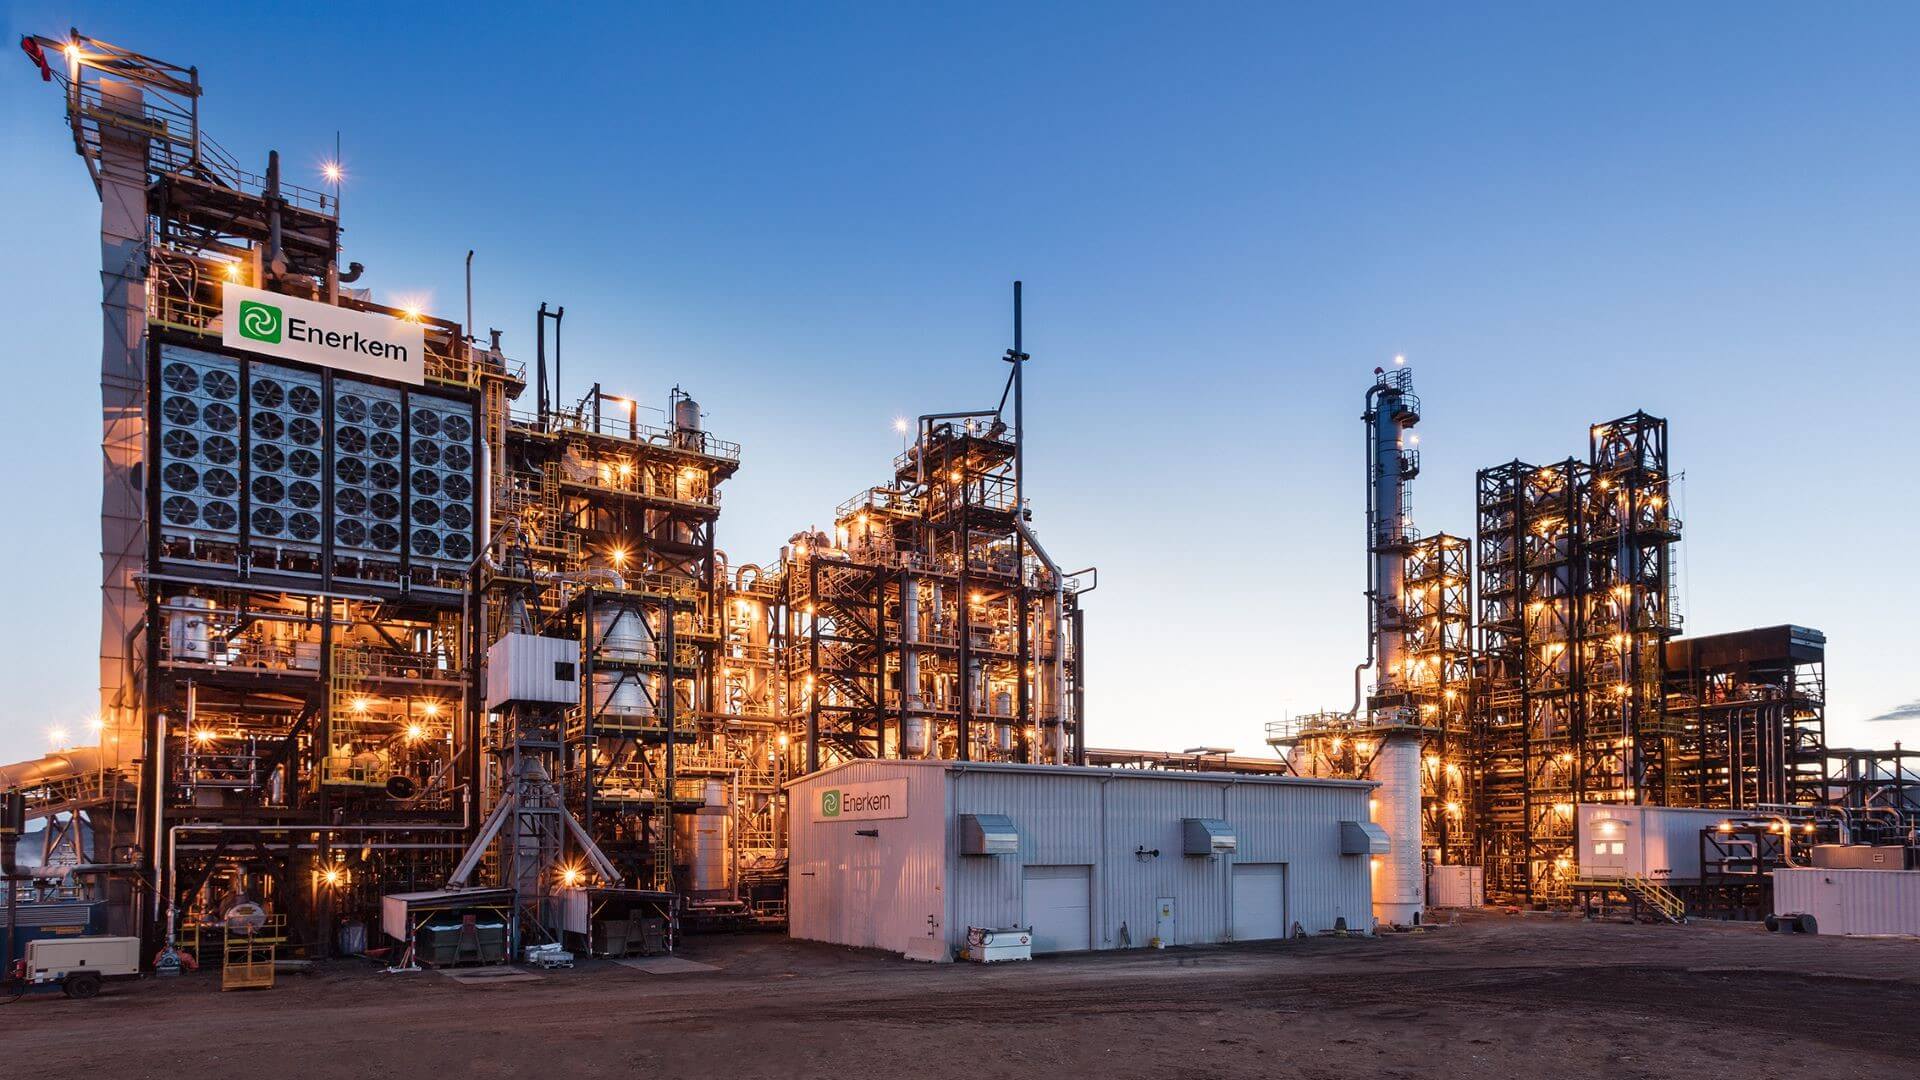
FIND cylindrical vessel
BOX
[674,779,733,897]
[168,597,216,662]
[1372,730,1425,927]
[591,671,655,717]
[591,603,656,661]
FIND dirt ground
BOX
[6,912,1917,1079]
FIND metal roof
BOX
[786,756,1375,791]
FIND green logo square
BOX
[238,299,283,344]
[821,789,841,817]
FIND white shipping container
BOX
[1772,868,1920,937]
[1575,804,1732,884]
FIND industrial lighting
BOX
[422,701,441,718]
[221,261,239,281]
[320,865,346,887]
[893,418,908,434]
[47,725,70,748]
[405,723,427,742]
[1393,354,1406,365]
[322,161,343,184]
[86,716,106,734]
[1445,801,1462,815]
[776,733,790,748]
[191,727,215,746]
[1718,822,1733,833]
[352,697,371,713]
[558,864,585,888]
[609,546,630,568]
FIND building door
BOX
[1231,862,1288,940]
[1154,896,1177,946]
[1022,864,1092,953]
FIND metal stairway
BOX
[1622,874,1688,923]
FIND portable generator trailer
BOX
[6,935,141,999]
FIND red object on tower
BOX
[20,37,53,82]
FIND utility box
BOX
[960,813,1020,855]
[484,634,580,710]
[1182,818,1237,856]
[1812,845,1910,870]
[964,926,1032,962]
[25,936,141,981]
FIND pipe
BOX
[1349,379,1392,718]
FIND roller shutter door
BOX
[1022,864,1092,953]
[1232,862,1288,941]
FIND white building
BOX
[786,760,1383,961]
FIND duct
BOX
[1016,520,1070,764]
[0,748,107,791]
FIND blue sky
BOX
[3,3,1917,765]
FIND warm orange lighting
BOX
[422,701,440,718]
[406,723,427,742]
[609,546,630,569]
[320,865,346,887]
[351,697,371,713]
[191,727,216,746]
[558,864,585,888]
[221,261,239,281]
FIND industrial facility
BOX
[1273,362,1919,926]
[4,27,1920,994]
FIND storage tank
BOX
[674,779,733,899]
[590,603,656,661]
[167,597,216,662]
[590,671,655,717]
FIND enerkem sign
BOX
[814,778,908,822]
[222,283,425,384]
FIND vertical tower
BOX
[1363,367,1425,927]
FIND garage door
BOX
[1023,864,1092,953]
[1232,862,1287,941]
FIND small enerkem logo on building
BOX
[237,299,283,344]
[812,778,904,822]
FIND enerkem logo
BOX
[221,283,425,386]
[821,790,842,817]
[238,299,282,344]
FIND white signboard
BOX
[813,778,908,822]
[221,283,425,385]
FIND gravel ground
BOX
[7,912,1916,1079]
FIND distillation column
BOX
[1366,367,1424,927]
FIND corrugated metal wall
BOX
[787,761,951,960]
[789,762,1376,960]
[1774,868,1920,936]
[946,767,1372,952]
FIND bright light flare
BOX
[405,723,427,742]
[191,727,216,746]
[893,417,908,434]
[322,161,343,184]
[558,863,586,888]
[47,725,70,748]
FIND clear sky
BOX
[3,3,1917,767]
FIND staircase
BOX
[1622,874,1687,923]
